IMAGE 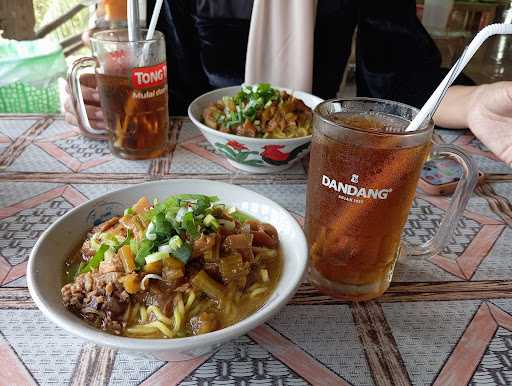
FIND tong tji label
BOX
[131,63,167,89]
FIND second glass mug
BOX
[306,98,478,301]
[68,29,169,160]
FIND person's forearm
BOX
[433,85,480,129]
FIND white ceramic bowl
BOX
[27,180,307,361]
[188,85,323,174]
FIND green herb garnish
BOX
[230,210,254,223]
[166,235,192,264]
[79,244,109,275]
[135,239,155,268]
[223,83,281,128]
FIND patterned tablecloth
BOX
[0,114,512,386]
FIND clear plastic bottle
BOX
[422,0,455,35]
[483,1,512,80]
[85,0,146,29]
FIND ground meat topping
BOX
[61,269,129,334]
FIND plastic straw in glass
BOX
[139,0,164,65]
[127,0,140,41]
[146,0,163,41]
[406,23,512,133]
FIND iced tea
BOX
[307,108,431,300]
[68,29,169,159]
[97,70,169,159]
[306,98,478,301]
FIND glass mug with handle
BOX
[68,29,169,160]
[306,98,478,301]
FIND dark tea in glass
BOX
[306,98,478,301]
[69,29,169,160]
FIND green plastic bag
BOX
[0,38,67,113]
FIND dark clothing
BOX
[148,0,449,115]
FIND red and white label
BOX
[131,63,167,89]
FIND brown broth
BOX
[63,231,282,339]
[220,251,282,328]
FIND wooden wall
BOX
[0,0,36,40]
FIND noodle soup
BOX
[62,194,281,338]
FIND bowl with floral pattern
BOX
[188,85,323,173]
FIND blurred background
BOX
[0,0,511,112]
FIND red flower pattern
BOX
[226,140,248,151]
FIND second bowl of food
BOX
[188,84,323,173]
[27,179,307,361]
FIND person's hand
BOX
[466,81,512,165]
[63,73,106,130]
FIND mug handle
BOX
[67,57,108,140]
[407,144,479,258]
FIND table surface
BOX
[0,114,511,386]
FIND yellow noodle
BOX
[260,269,269,283]
[247,283,261,293]
[147,321,175,337]
[250,287,268,298]
[273,130,287,139]
[173,306,183,333]
[185,291,196,311]
[139,305,148,323]
[177,294,185,317]
[147,305,173,325]
[188,303,202,317]
[125,325,159,336]
[130,303,140,323]
[224,299,233,318]
[297,127,310,137]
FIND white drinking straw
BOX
[127,0,141,42]
[139,0,164,65]
[146,0,163,41]
[406,23,512,132]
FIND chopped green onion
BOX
[104,249,115,261]
[101,233,122,248]
[203,214,220,231]
[167,235,191,264]
[145,251,169,264]
[175,207,188,223]
[124,207,134,216]
[129,238,138,255]
[135,239,155,268]
[114,230,132,252]
[79,244,109,275]
[152,212,173,238]
[89,235,101,251]
[145,222,157,240]
[169,235,183,250]
[173,243,192,264]
[230,210,254,223]
[218,219,235,231]
[70,261,85,281]
[158,244,172,254]
[210,84,283,130]
[182,212,199,240]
